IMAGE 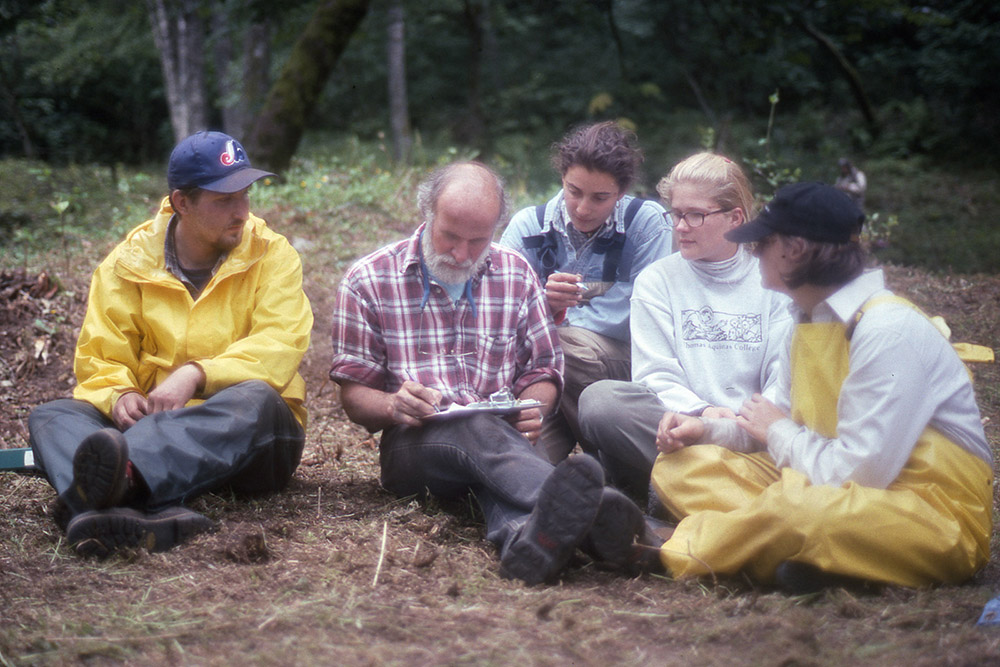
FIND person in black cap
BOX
[642,181,992,592]
[27,131,313,557]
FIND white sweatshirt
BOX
[630,247,792,414]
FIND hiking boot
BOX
[629,519,669,576]
[500,455,604,585]
[581,487,645,570]
[54,429,132,530]
[67,506,216,559]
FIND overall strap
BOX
[849,294,994,366]
[848,295,925,340]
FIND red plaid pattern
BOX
[330,226,563,406]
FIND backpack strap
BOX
[592,197,645,282]
[521,198,646,283]
[520,203,560,281]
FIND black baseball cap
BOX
[726,181,864,244]
[167,131,275,193]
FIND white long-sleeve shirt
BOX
[630,247,792,414]
[702,269,991,489]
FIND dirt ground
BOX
[2,256,1000,665]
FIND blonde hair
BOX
[656,152,755,221]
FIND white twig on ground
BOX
[372,521,388,587]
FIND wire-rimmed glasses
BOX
[416,307,474,360]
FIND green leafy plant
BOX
[742,91,802,201]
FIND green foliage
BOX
[3,0,999,174]
[862,156,1000,273]
[254,137,409,214]
[3,135,998,277]
[0,158,163,272]
[739,91,802,201]
[0,0,166,164]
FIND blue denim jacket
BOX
[500,191,673,342]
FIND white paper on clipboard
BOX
[422,398,543,422]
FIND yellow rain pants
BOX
[650,298,993,587]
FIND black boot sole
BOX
[582,486,645,570]
[67,506,215,559]
[500,455,604,585]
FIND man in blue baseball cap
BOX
[27,131,313,558]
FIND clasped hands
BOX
[112,363,206,430]
[655,393,787,454]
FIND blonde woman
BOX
[578,152,791,499]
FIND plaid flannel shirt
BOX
[329,225,563,406]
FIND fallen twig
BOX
[372,520,388,587]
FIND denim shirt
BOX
[500,190,673,342]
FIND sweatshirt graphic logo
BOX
[219,140,247,167]
[682,306,762,343]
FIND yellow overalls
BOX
[650,297,993,586]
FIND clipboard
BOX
[423,399,543,422]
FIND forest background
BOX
[3,1,1000,664]
[2,0,999,273]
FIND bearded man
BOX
[329,162,652,584]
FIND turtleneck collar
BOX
[688,245,755,284]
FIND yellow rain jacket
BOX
[72,197,312,426]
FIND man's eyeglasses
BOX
[669,208,733,228]
[417,307,474,360]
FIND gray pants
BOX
[537,326,631,464]
[379,413,554,556]
[578,379,665,499]
[28,380,304,511]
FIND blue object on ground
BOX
[977,595,1000,625]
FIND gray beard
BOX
[422,230,490,284]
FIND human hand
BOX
[544,272,584,314]
[146,363,205,414]
[387,380,444,426]
[656,411,704,454]
[702,406,737,420]
[507,406,544,445]
[112,391,148,430]
[735,393,786,442]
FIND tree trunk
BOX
[246,0,371,174]
[800,19,878,132]
[214,6,270,141]
[598,0,627,81]
[386,0,412,163]
[454,0,487,149]
[146,0,208,141]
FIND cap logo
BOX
[219,140,246,167]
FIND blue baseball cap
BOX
[167,131,275,193]
[726,181,864,244]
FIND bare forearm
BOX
[340,381,395,432]
[517,380,559,417]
